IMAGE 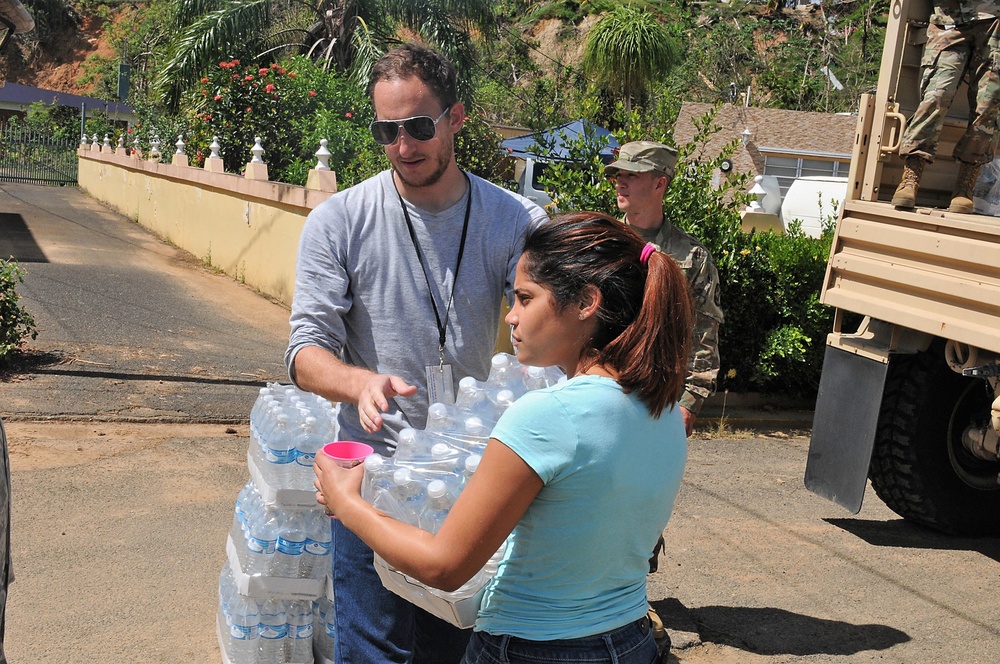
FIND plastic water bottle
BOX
[258,598,288,662]
[314,596,336,660]
[246,507,279,575]
[228,594,260,663]
[390,467,426,524]
[271,510,307,578]
[418,479,454,533]
[292,416,326,491]
[301,510,332,580]
[429,442,459,474]
[361,453,394,503]
[493,389,516,420]
[525,365,551,391]
[264,413,296,487]
[464,416,488,439]
[425,402,455,432]
[286,600,314,662]
[461,453,482,488]
[218,561,237,625]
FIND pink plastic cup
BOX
[321,441,374,468]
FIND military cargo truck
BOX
[804,0,1000,535]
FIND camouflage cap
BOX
[604,141,678,179]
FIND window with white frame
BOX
[763,155,848,196]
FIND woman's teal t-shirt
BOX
[477,374,687,640]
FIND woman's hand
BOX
[313,450,366,518]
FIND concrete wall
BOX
[77,146,337,306]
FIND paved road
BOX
[1,183,998,663]
[0,183,290,422]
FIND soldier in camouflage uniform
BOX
[893,1,1000,213]
[605,141,724,663]
[605,141,724,437]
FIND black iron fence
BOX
[0,125,78,185]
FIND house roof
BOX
[673,102,856,175]
[501,119,619,162]
[0,82,132,116]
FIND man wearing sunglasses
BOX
[286,44,546,664]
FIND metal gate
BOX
[0,124,78,185]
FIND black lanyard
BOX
[394,171,472,366]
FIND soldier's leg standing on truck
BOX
[949,18,1000,212]
[893,18,1000,212]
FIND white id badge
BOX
[426,363,456,405]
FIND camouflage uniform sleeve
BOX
[680,246,724,416]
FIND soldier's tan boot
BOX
[892,157,925,209]
[948,161,981,214]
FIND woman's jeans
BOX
[331,518,471,663]
[461,617,659,664]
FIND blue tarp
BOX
[501,119,619,162]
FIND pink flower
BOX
[265,83,276,93]
[245,75,254,81]
[214,94,222,101]
[308,90,317,97]
[288,72,296,78]
[200,77,209,83]
[259,68,269,76]
[345,112,352,118]
[246,107,252,112]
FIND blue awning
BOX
[501,119,619,162]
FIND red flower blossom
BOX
[288,72,296,78]
[200,77,209,83]
[308,90,317,97]
[232,59,240,66]
[214,94,222,101]
[259,68,269,76]
[265,83,276,93]
[278,68,286,75]
[345,112,352,118]
[201,89,208,95]
[246,107,252,112]
[245,75,254,81]
[127,128,133,134]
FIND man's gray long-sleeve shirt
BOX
[286,169,545,455]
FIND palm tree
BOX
[156,0,497,109]
[582,4,680,113]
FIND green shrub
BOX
[0,259,38,366]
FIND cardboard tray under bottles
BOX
[373,554,486,629]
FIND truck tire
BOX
[869,342,1000,536]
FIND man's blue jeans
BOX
[331,518,471,663]
[460,617,658,664]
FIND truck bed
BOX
[822,198,1000,354]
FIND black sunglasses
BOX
[369,106,452,146]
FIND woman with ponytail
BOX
[314,211,693,664]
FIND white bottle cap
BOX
[464,417,486,436]
[459,376,478,390]
[464,454,481,474]
[497,389,515,407]
[398,428,417,446]
[364,454,384,472]
[428,402,448,420]
[491,353,509,370]
[527,366,545,378]
[427,480,448,499]
[392,468,411,485]
[431,442,451,458]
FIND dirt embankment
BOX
[1,12,115,94]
